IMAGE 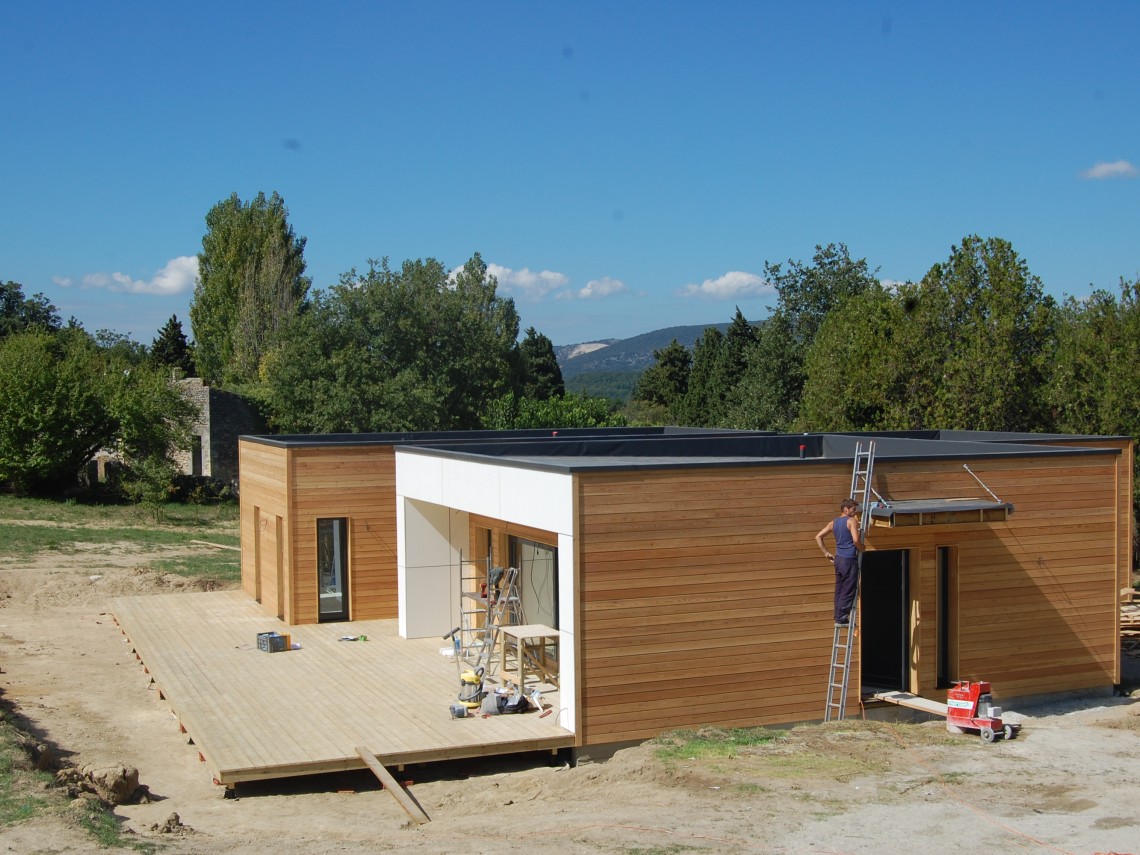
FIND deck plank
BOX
[112,590,572,784]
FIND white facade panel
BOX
[396,453,447,506]
[399,499,465,639]
[395,450,578,732]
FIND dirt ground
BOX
[1,544,1139,855]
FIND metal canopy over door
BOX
[860,549,909,692]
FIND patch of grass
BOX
[151,551,242,583]
[654,727,785,764]
[72,798,154,852]
[0,494,237,529]
[0,522,239,561]
[2,708,154,851]
[733,781,769,795]
[0,496,241,585]
[0,710,53,826]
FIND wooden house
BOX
[238,429,1131,749]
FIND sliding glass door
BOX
[509,536,557,628]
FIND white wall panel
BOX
[399,499,464,638]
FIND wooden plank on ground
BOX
[871,691,948,717]
[355,746,430,824]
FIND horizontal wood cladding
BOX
[866,454,1119,702]
[287,446,398,624]
[238,441,289,603]
[576,464,849,743]
[574,453,1121,744]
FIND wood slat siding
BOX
[869,453,1123,698]
[238,441,288,611]
[574,452,1122,745]
[289,447,398,624]
[576,465,841,744]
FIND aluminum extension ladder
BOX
[824,441,876,721]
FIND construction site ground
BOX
[1,536,1139,854]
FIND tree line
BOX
[0,190,619,498]
[0,280,195,499]
[4,189,1136,510]
[629,239,1140,518]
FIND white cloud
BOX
[1081,160,1138,180]
[574,276,628,300]
[880,278,906,293]
[75,256,199,295]
[487,263,569,300]
[676,270,771,300]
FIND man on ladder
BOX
[815,498,865,626]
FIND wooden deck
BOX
[112,590,573,785]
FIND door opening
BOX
[508,536,558,628]
[317,518,349,622]
[860,549,909,693]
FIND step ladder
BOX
[825,441,875,721]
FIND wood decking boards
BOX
[112,590,572,785]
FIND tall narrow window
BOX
[937,546,958,688]
[190,436,203,477]
[317,518,349,622]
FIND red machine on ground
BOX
[945,680,1018,743]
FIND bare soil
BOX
[1,543,1139,854]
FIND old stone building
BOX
[174,379,263,486]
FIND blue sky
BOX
[2,2,1137,346]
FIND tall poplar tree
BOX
[190,192,310,385]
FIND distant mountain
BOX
[557,323,731,380]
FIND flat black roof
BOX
[392,431,1124,475]
[240,426,754,449]
[239,427,1125,474]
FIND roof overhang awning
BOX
[868,498,1014,528]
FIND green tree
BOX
[0,329,194,496]
[799,236,1059,434]
[798,284,903,430]
[0,280,61,339]
[150,314,196,377]
[676,327,723,427]
[727,244,878,430]
[190,191,310,385]
[1049,282,1140,437]
[263,254,520,433]
[518,327,565,400]
[630,339,691,424]
[683,308,759,427]
[482,392,625,430]
[915,236,1057,431]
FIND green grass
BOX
[0,494,241,582]
[72,798,155,852]
[151,550,242,582]
[0,494,237,528]
[4,702,156,852]
[0,719,51,825]
[654,727,785,764]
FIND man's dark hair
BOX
[840,498,858,512]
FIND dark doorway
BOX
[860,549,909,692]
